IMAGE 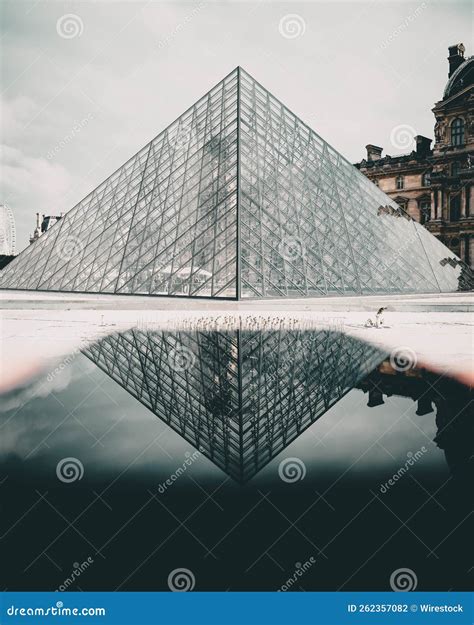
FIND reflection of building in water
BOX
[83,328,384,482]
[357,361,473,480]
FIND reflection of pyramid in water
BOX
[1,67,472,297]
[83,328,385,481]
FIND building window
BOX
[449,194,461,221]
[396,175,404,190]
[422,171,431,187]
[451,161,460,177]
[419,200,431,225]
[451,118,465,146]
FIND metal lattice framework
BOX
[83,328,385,482]
[0,68,472,296]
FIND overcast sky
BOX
[1,0,471,250]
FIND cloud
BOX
[1,94,38,137]
[0,144,73,232]
[0,364,74,413]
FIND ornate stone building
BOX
[355,44,473,268]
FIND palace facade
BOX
[355,44,473,268]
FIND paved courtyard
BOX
[0,290,472,393]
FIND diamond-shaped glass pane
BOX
[83,327,385,482]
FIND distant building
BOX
[29,212,63,245]
[0,203,16,269]
[355,43,473,268]
[0,203,16,255]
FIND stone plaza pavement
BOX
[0,290,472,393]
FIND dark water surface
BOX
[1,328,472,591]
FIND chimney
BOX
[447,43,465,77]
[367,386,385,407]
[366,144,383,162]
[415,135,432,156]
[36,212,40,228]
[416,395,433,416]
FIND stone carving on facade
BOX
[434,119,447,143]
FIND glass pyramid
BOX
[83,326,385,482]
[1,67,472,297]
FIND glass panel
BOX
[238,69,464,297]
[1,67,471,297]
[0,70,239,299]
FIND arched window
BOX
[451,118,464,146]
[422,171,431,187]
[396,175,404,190]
